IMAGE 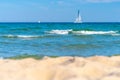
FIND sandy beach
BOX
[0,56,120,80]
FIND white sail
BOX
[74,10,82,23]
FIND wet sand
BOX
[0,56,120,80]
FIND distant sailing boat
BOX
[74,10,82,23]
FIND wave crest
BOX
[72,31,117,35]
[47,29,72,35]
[1,35,42,39]
[47,29,119,35]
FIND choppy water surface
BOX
[0,23,120,58]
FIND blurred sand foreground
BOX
[0,56,120,80]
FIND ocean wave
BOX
[111,34,120,36]
[1,35,43,39]
[47,29,119,35]
[46,29,72,35]
[0,34,61,39]
[1,30,119,39]
[72,31,118,35]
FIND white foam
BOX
[111,34,120,36]
[72,31,118,35]
[46,30,119,35]
[47,29,72,35]
[2,35,41,38]
[16,35,39,38]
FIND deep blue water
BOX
[0,23,120,58]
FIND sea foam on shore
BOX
[0,56,120,80]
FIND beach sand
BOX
[0,56,120,80]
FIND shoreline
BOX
[3,53,120,60]
[0,56,120,80]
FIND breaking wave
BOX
[1,30,119,39]
[0,35,44,39]
[46,29,72,35]
[47,29,119,35]
[0,34,61,39]
[71,31,117,35]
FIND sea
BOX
[0,22,120,58]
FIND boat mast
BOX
[78,10,80,19]
[74,10,82,23]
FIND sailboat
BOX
[74,10,82,23]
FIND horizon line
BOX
[0,21,120,23]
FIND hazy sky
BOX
[0,0,120,22]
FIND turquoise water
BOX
[0,23,120,58]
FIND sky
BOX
[0,0,120,22]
